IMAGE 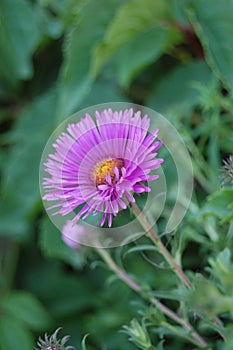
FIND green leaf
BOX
[0,0,41,86]
[0,89,57,239]
[57,0,125,120]
[157,341,165,350]
[34,2,64,39]
[124,245,159,257]
[39,216,86,269]
[78,78,129,109]
[0,315,33,350]
[207,132,221,188]
[2,291,53,331]
[150,289,183,301]
[187,274,233,316]
[201,188,233,223]
[122,319,152,350]
[209,249,233,295]
[221,334,233,350]
[188,0,233,93]
[81,334,90,350]
[147,60,213,113]
[108,26,182,87]
[92,0,174,76]
[28,263,93,318]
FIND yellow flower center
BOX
[93,158,124,185]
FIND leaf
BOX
[150,289,183,301]
[157,341,165,350]
[0,89,57,239]
[81,334,90,350]
[0,0,41,86]
[147,60,214,113]
[0,79,14,100]
[2,291,53,331]
[29,263,93,318]
[0,315,33,350]
[201,188,233,223]
[34,2,64,39]
[121,318,152,350]
[124,245,159,257]
[221,334,233,350]
[57,0,125,121]
[209,249,233,295]
[92,0,175,76]
[207,132,221,188]
[187,274,233,316]
[187,0,233,93]
[39,216,86,269]
[108,26,182,87]
[78,77,129,109]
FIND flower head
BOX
[35,328,74,350]
[220,155,233,186]
[43,108,163,227]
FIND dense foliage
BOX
[0,0,233,349]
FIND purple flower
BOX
[43,108,163,227]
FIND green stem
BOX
[96,247,209,349]
[131,202,192,287]
[131,202,226,341]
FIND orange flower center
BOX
[93,158,124,185]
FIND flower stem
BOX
[131,202,226,341]
[96,247,141,293]
[96,247,209,349]
[131,202,192,287]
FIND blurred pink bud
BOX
[62,220,86,248]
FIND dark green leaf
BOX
[2,291,53,331]
[0,89,57,239]
[39,216,86,269]
[188,0,233,92]
[57,0,125,120]
[0,315,33,350]
[0,0,41,86]
[108,26,182,87]
[147,60,213,113]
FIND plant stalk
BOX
[96,247,209,349]
[131,202,192,287]
[131,202,226,341]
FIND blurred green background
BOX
[0,0,233,349]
